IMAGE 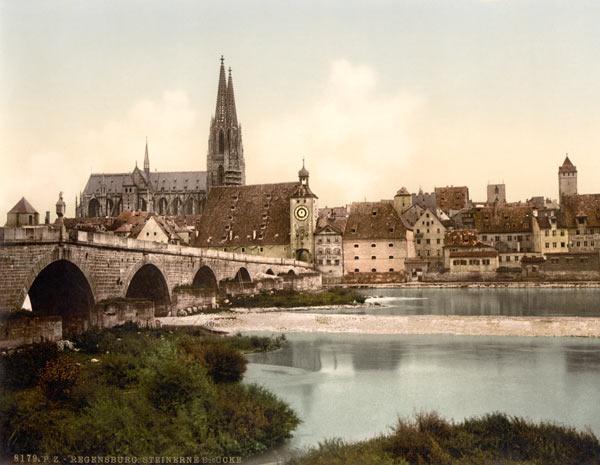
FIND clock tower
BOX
[290,160,317,262]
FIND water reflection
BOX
[245,332,600,455]
[311,288,600,317]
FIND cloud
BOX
[250,59,422,206]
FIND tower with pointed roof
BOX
[290,160,318,262]
[559,154,577,200]
[207,56,245,189]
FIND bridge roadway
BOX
[0,227,318,327]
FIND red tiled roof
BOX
[558,156,577,174]
[344,202,408,240]
[194,182,301,247]
[560,194,600,228]
[449,250,498,258]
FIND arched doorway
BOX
[126,264,170,317]
[88,198,101,217]
[192,266,218,293]
[295,249,311,262]
[158,197,168,215]
[27,259,95,337]
[235,267,252,283]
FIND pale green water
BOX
[244,332,600,462]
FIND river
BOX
[304,287,600,317]
[244,331,600,463]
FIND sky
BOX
[2,0,600,219]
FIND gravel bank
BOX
[160,309,600,338]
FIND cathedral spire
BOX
[215,55,228,123]
[227,67,238,126]
[144,137,150,179]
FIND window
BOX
[561,242,565,248]
[545,242,550,248]
[482,235,488,241]
[317,239,322,244]
[506,256,511,262]
[552,243,557,248]
[334,259,340,265]
[482,259,490,265]
[354,244,359,248]
[326,259,331,265]
[371,244,376,247]
[389,255,394,259]
[545,231,549,237]
[371,256,376,260]
[426,239,431,244]
[552,230,556,237]
[416,239,421,245]
[495,236,500,242]
[354,268,360,273]
[389,243,394,247]
[453,260,459,266]
[389,268,395,272]
[371,268,377,272]
[326,238,331,243]
[436,239,441,244]
[318,259,324,265]
[354,256,359,260]
[241,247,245,252]
[507,235,513,241]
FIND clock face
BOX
[294,205,309,221]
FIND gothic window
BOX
[218,131,225,154]
[88,198,101,217]
[184,198,194,215]
[158,198,168,215]
[172,197,180,215]
[218,165,225,185]
[140,198,147,211]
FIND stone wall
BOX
[172,288,217,313]
[343,271,407,285]
[92,299,157,330]
[0,315,62,350]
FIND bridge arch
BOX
[125,263,170,317]
[234,267,252,283]
[192,265,219,292]
[25,259,95,336]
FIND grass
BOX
[287,412,600,465]
[228,287,366,308]
[0,325,299,459]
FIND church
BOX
[76,56,245,218]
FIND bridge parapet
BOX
[1,226,314,271]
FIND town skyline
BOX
[3,0,600,219]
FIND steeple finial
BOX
[220,55,224,65]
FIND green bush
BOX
[0,327,299,460]
[0,342,59,389]
[39,358,80,401]
[288,412,600,465]
[200,344,248,383]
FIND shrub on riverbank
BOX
[287,412,600,465]
[0,325,299,458]
[229,287,366,308]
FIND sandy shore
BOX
[159,309,600,338]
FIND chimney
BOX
[45,211,50,225]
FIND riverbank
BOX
[160,309,600,338]
[285,411,600,465]
[331,281,600,289]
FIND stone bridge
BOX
[0,226,319,343]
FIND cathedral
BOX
[76,57,245,218]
